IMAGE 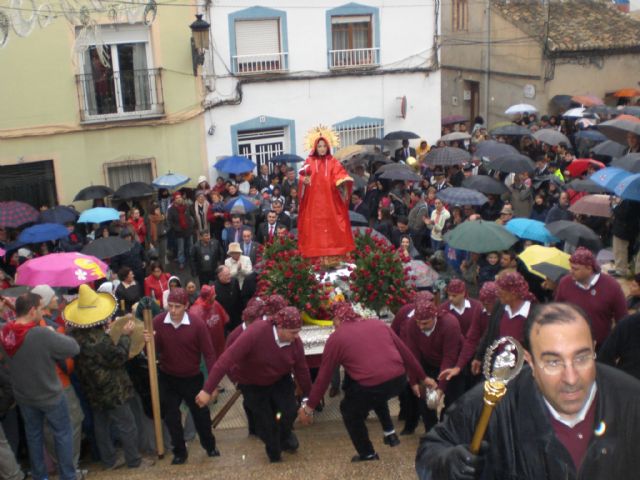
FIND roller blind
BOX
[235,19,280,55]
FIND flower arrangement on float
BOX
[257,229,415,325]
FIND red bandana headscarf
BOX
[570,247,600,273]
[331,301,363,323]
[273,306,301,330]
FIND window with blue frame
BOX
[228,6,289,75]
[333,116,384,151]
[326,3,380,69]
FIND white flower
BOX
[75,269,88,281]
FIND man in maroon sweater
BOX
[147,288,218,465]
[554,247,627,349]
[439,279,484,337]
[297,302,428,462]
[399,298,462,434]
[196,306,310,463]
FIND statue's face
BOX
[316,140,328,156]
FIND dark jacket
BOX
[611,200,640,241]
[190,239,224,275]
[545,204,573,224]
[0,346,14,417]
[416,364,640,480]
[167,204,194,238]
[598,312,640,381]
[110,241,146,282]
[71,327,134,410]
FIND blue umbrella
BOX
[575,129,607,143]
[224,196,258,214]
[77,207,120,224]
[506,218,559,244]
[269,154,304,163]
[590,167,632,192]
[152,172,190,189]
[614,173,640,201]
[436,187,488,206]
[214,155,256,174]
[38,206,79,225]
[18,223,69,244]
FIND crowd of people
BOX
[0,106,640,479]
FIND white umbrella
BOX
[505,104,537,115]
[440,132,471,142]
[562,107,586,118]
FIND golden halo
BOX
[304,124,340,152]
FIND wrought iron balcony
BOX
[76,68,164,123]
[232,52,289,75]
[329,47,380,70]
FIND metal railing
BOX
[76,68,164,122]
[232,52,288,75]
[329,47,380,69]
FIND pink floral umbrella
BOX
[15,252,109,287]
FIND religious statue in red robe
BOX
[298,127,355,261]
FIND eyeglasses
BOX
[537,352,596,376]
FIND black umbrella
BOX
[531,262,569,283]
[356,137,394,148]
[598,118,640,145]
[566,179,607,194]
[0,286,29,297]
[436,187,488,206]
[349,210,368,226]
[591,140,627,158]
[532,174,565,190]
[73,185,115,201]
[268,153,305,163]
[462,175,509,195]
[585,105,617,116]
[532,129,571,147]
[113,182,156,199]
[359,152,390,165]
[442,114,467,126]
[490,125,532,137]
[622,106,640,117]
[384,130,420,140]
[81,237,133,259]
[550,95,574,110]
[473,140,519,161]
[38,206,79,225]
[488,153,535,173]
[378,167,421,182]
[545,220,602,252]
[425,147,471,166]
[612,153,640,173]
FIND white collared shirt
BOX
[273,325,291,348]
[449,299,471,316]
[422,318,438,337]
[242,322,248,331]
[163,312,191,330]
[575,273,600,291]
[544,382,597,428]
[505,300,531,319]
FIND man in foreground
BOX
[416,302,640,479]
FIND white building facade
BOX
[202,0,441,177]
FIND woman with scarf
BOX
[188,285,228,358]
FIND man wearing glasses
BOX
[416,302,640,480]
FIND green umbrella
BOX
[443,220,518,253]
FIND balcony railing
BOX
[232,52,289,75]
[76,68,164,123]
[329,47,380,70]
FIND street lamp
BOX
[190,14,210,76]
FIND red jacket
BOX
[144,273,170,306]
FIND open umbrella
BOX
[442,114,467,126]
[565,159,605,178]
[612,153,640,173]
[440,132,471,142]
[566,179,607,194]
[351,226,392,246]
[214,155,256,174]
[584,105,617,117]
[462,175,509,195]
[38,206,79,225]
[113,182,155,199]
[613,88,640,98]
[568,194,612,218]
[531,174,565,191]
[571,94,603,107]
[384,131,421,140]
[356,137,394,148]
[490,125,531,136]
[0,286,29,297]
[349,210,368,226]
[0,201,39,228]
[15,252,109,287]
[590,167,632,192]
[224,196,258,214]
[18,223,69,244]
[425,147,471,166]
[73,185,114,201]
[591,140,627,158]
[488,153,535,174]
[614,173,640,201]
[473,140,519,161]
[622,106,640,117]
[562,107,586,118]
[443,220,518,253]
[269,153,305,163]
[81,237,133,259]
[530,262,569,283]
[378,166,421,182]
[77,207,121,224]
[550,95,574,110]
[406,260,439,288]
[533,129,571,147]
[505,218,559,244]
[152,173,190,189]
[598,118,640,145]
[335,145,367,161]
[546,220,601,251]
[436,187,488,206]
[518,245,570,278]
[505,104,537,115]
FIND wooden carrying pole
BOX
[211,389,242,429]
[143,308,165,458]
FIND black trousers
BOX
[197,271,216,287]
[159,372,216,456]
[239,375,297,460]
[340,374,406,457]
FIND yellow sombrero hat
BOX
[64,284,117,328]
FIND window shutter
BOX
[235,19,280,55]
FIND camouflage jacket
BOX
[71,327,133,411]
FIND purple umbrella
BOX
[0,201,39,228]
